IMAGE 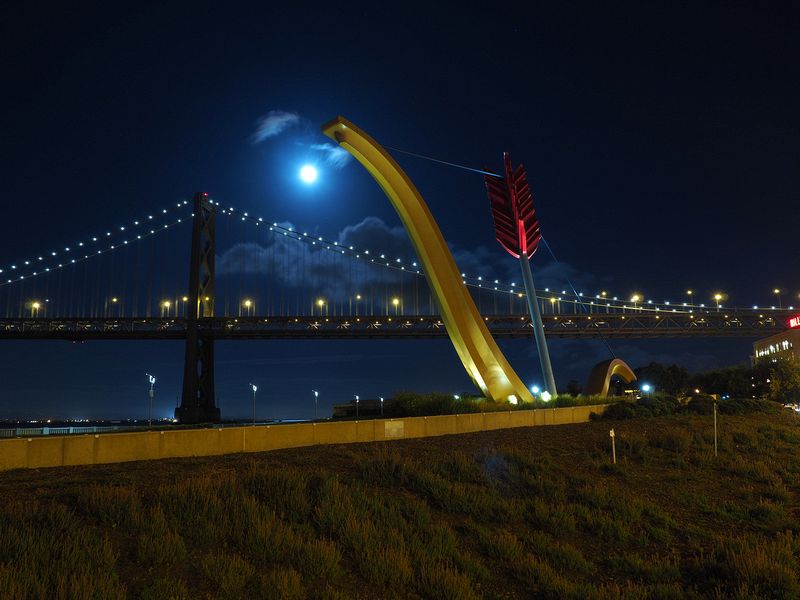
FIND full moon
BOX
[299,164,318,184]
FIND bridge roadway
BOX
[0,310,787,340]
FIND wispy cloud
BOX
[309,142,353,169]
[252,110,301,143]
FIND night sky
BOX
[1,3,797,419]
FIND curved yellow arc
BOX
[584,358,637,397]
[323,116,533,403]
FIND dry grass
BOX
[1,406,799,598]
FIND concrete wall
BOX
[0,404,608,472]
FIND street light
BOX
[30,301,41,318]
[380,396,384,417]
[391,297,400,315]
[145,373,156,428]
[713,293,723,311]
[249,383,257,425]
[630,294,641,310]
[316,298,326,316]
[161,300,171,317]
[241,298,254,317]
[774,289,783,309]
[312,390,319,420]
[355,395,359,418]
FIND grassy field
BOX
[1,405,799,599]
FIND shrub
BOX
[256,568,304,600]
[136,530,187,567]
[687,395,715,415]
[201,552,255,598]
[648,428,692,453]
[139,577,190,600]
[244,466,312,522]
[415,561,479,600]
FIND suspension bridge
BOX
[0,193,790,422]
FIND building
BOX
[753,318,800,364]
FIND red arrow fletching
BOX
[485,153,541,259]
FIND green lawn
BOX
[1,405,799,599]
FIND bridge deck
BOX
[0,311,786,340]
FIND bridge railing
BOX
[0,425,125,438]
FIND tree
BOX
[634,362,689,396]
[768,360,800,404]
[565,380,582,397]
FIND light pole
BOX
[161,300,171,317]
[145,373,156,428]
[630,294,641,311]
[249,383,257,425]
[109,297,118,317]
[312,390,319,420]
[242,299,254,317]
[355,294,361,316]
[316,298,326,317]
[30,301,41,318]
[774,289,782,309]
[380,396,384,417]
[391,297,400,316]
[355,395,359,419]
[714,293,723,311]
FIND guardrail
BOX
[0,426,124,438]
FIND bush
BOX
[687,395,715,415]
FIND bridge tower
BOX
[176,192,221,423]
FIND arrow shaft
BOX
[519,253,557,396]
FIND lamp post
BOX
[249,383,257,425]
[714,293,723,312]
[30,301,41,318]
[316,298,326,317]
[355,294,362,316]
[380,396,384,417]
[355,395,359,418]
[391,297,400,316]
[312,390,319,420]
[630,294,641,311]
[242,299,254,317]
[145,373,156,428]
[774,289,783,309]
[161,300,171,317]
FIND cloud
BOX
[309,142,353,169]
[215,216,604,317]
[252,110,301,143]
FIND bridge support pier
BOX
[176,192,221,424]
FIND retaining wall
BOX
[0,404,608,472]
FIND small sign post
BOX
[713,400,718,457]
[610,428,616,464]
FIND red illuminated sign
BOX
[790,316,800,328]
